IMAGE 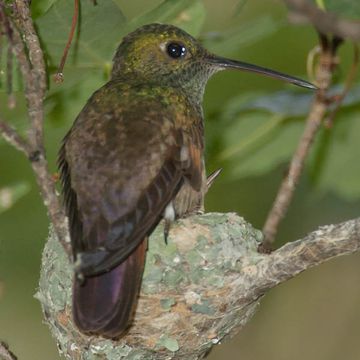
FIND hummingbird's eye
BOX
[167,42,187,59]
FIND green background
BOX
[0,0,359,359]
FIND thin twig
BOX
[306,44,320,83]
[0,118,31,154]
[324,43,360,127]
[0,341,17,360]
[261,34,337,248]
[54,0,80,83]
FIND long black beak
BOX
[208,55,316,90]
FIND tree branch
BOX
[37,213,360,360]
[247,217,359,300]
[0,341,17,360]
[0,0,71,256]
[0,118,31,154]
[285,0,360,42]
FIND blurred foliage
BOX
[25,0,360,202]
[0,182,30,214]
[0,0,360,360]
[201,15,282,55]
[215,84,360,199]
[313,0,360,19]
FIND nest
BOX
[36,212,265,359]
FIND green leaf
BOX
[36,0,127,90]
[221,112,303,178]
[128,0,206,37]
[31,0,59,18]
[35,0,206,94]
[242,90,313,117]
[0,182,30,214]
[0,96,29,139]
[310,110,360,199]
[219,95,360,199]
[202,15,281,55]
[236,84,360,118]
[172,1,206,36]
[233,0,249,17]
[219,114,285,160]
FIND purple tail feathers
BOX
[72,239,147,338]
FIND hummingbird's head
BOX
[112,23,315,101]
[112,23,215,98]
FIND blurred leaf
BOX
[36,0,127,91]
[313,0,360,20]
[0,182,30,214]
[233,0,249,17]
[30,0,60,18]
[219,114,284,160]
[202,15,281,55]
[0,95,28,141]
[129,0,205,36]
[172,1,206,36]
[314,0,326,10]
[243,91,313,117]
[235,84,360,117]
[219,92,360,199]
[36,0,206,94]
[221,112,303,178]
[310,110,360,199]
[34,0,207,129]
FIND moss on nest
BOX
[36,212,264,359]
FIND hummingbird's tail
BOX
[72,238,147,338]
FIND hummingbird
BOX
[58,23,315,338]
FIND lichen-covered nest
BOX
[37,212,265,359]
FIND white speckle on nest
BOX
[184,290,201,305]
[70,343,79,351]
[90,343,106,353]
[211,338,220,344]
[173,256,181,264]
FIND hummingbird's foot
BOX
[206,168,222,192]
[163,201,175,244]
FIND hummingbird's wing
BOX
[58,84,203,277]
